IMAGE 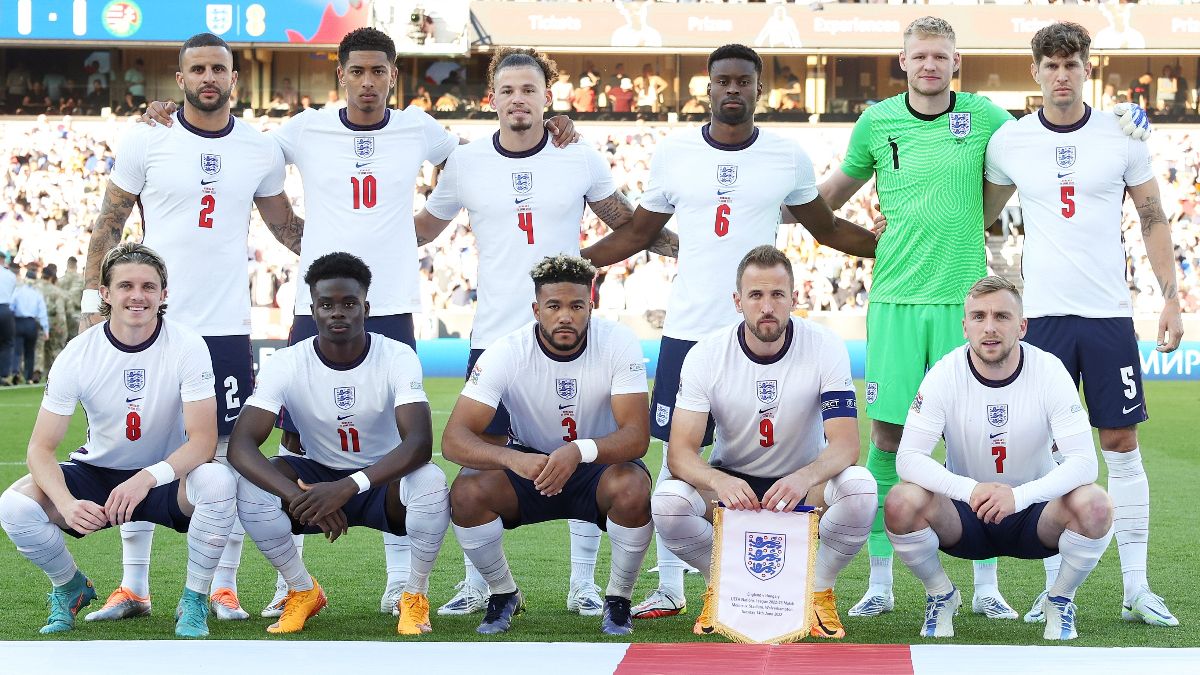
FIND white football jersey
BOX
[42,319,215,470]
[641,125,818,341]
[985,107,1154,318]
[461,318,648,455]
[110,113,286,336]
[903,343,1092,494]
[272,106,458,316]
[425,132,616,349]
[244,334,427,470]
[676,318,856,477]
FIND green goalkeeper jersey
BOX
[842,91,1013,305]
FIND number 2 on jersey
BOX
[351,175,378,209]
[198,195,215,228]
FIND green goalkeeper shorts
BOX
[865,302,965,426]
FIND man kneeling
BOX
[228,252,449,635]
[0,243,235,638]
[652,245,877,639]
[886,276,1113,640]
[442,255,653,636]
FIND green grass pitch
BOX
[0,379,1195,645]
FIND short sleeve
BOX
[41,346,81,416]
[269,112,306,165]
[840,112,877,181]
[583,147,617,203]
[414,106,458,165]
[177,332,216,403]
[638,139,674,214]
[109,125,150,196]
[254,140,287,198]
[817,331,855,395]
[784,142,819,206]
[1043,355,1092,440]
[390,342,429,407]
[609,327,649,396]
[460,343,513,410]
[983,123,1014,186]
[423,153,463,221]
[673,344,712,414]
[1123,134,1155,187]
[244,349,290,415]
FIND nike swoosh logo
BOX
[1122,404,1142,415]
[759,406,776,414]
[989,432,1004,439]
[1057,172,1074,178]
[515,197,532,204]
[717,189,734,196]
[200,179,218,185]
[337,414,354,420]
[126,397,142,403]
[223,414,239,422]
[355,162,373,168]
[558,404,573,410]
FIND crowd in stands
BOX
[2,114,1198,345]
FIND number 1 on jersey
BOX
[518,211,534,245]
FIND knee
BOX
[1098,427,1137,453]
[651,479,705,521]
[826,466,878,516]
[187,462,236,503]
[602,465,651,518]
[883,482,929,532]
[1069,486,1113,538]
[448,473,487,522]
[400,464,449,504]
[0,486,43,527]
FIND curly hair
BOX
[304,252,372,293]
[530,255,596,294]
[338,27,396,66]
[1031,22,1091,65]
[488,47,558,91]
[99,242,168,319]
[708,44,762,76]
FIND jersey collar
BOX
[313,333,372,371]
[1037,104,1091,134]
[701,123,759,151]
[104,317,163,353]
[493,129,549,158]
[176,111,235,139]
[904,91,956,122]
[339,107,391,131]
[966,343,1024,388]
[738,318,794,365]
[534,323,588,362]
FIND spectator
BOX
[572,77,597,113]
[42,70,67,107]
[610,78,635,113]
[634,64,667,113]
[297,94,316,113]
[124,58,146,106]
[0,256,15,385]
[680,96,707,115]
[279,78,299,110]
[6,62,31,110]
[83,80,108,114]
[1130,72,1153,110]
[84,60,108,92]
[435,87,462,112]
[410,85,432,111]
[19,82,52,115]
[267,92,291,117]
[325,89,345,109]
[10,268,47,383]
[551,72,574,112]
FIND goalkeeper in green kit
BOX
[819,15,1151,619]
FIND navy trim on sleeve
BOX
[820,390,858,420]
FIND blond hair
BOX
[967,275,1021,308]
[904,16,956,45]
[530,254,596,293]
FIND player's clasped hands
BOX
[288,479,352,542]
[104,471,155,526]
[534,444,582,497]
[506,450,550,484]
[969,482,1016,525]
[60,498,108,535]
[711,472,760,511]
[762,472,813,513]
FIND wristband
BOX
[575,439,598,463]
[81,289,102,314]
[349,471,371,494]
[144,461,175,488]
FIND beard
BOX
[184,84,231,112]
[713,99,754,125]
[746,317,786,344]
[506,116,535,133]
[538,323,585,352]
[970,339,1016,367]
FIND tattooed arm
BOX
[1127,178,1184,352]
[414,208,454,247]
[254,192,304,255]
[79,182,138,331]
[587,191,678,258]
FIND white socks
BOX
[813,467,876,591]
[650,479,714,586]
[455,518,517,595]
[1042,554,1062,590]
[119,520,154,597]
[463,554,487,589]
[1104,449,1150,600]
[605,519,652,599]
[211,518,244,593]
[0,489,78,586]
[384,534,411,588]
[867,556,894,594]
[237,475,313,592]
[1050,528,1112,601]
[399,464,450,595]
[568,519,601,587]
[889,527,953,597]
[654,443,687,597]
[182,463,237,595]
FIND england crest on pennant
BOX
[512,171,533,194]
[756,380,778,405]
[353,136,374,159]
[201,153,221,175]
[124,369,145,392]
[334,387,356,411]
[1056,146,1076,168]
[206,4,233,35]
[948,112,971,138]
[717,164,738,186]
[987,404,1009,427]
[556,378,577,400]
[745,532,786,581]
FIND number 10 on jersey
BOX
[351,175,378,209]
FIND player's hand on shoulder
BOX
[1113,102,1151,141]
[545,115,580,147]
[711,472,760,511]
[62,498,109,534]
[534,444,582,497]
[969,482,1015,525]
[288,478,356,526]
[761,473,812,513]
[137,100,178,127]
[105,470,155,526]
[506,450,549,482]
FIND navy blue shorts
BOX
[280,314,416,435]
[650,336,715,445]
[502,444,650,532]
[1024,316,1148,429]
[278,456,404,536]
[714,467,803,504]
[940,499,1057,561]
[202,335,254,436]
[58,461,189,538]
[466,348,511,438]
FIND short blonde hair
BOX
[967,275,1021,308]
[904,16,956,45]
[99,242,168,318]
